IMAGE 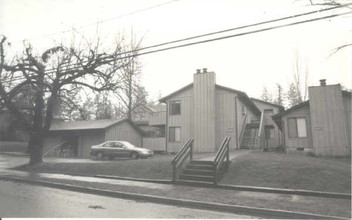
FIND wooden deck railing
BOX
[171,138,194,181]
[213,136,231,184]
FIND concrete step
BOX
[175,179,216,187]
[189,160,214,165]
[185,164,214,171]
[179,174,215,182]
[182,168,215,176]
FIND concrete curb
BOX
[0,175,348,220]
[0,152,29,157]
[95,174,172,184]
[96,174,351,200]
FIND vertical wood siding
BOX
[167,88,193,153]
[215,88,237,149]
[105,121,143,148]
[283,105,312,150]
[149,111,166,126]
[193,72,216,152]
[309,85,349,156]
[78,131,105,158]
[142,137,166,151]
[343,95,351,150]
[251,100,282,148]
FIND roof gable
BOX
[159,83,261,116]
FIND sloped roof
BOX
[250,97,284,110]
[159,83,261,116]
[49,118,143,134]
[272,101,309,120]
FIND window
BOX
[265,126,274,139]
[288,117,307,138]
[169,101,181,115]
[169,127,181,142]
[113,142,123,148]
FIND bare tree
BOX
[114,47,148,119]
[261,86,273,102]
[0,35,138,165]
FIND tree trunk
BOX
[29,131,44,165]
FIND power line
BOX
[32,2,351,75]
[40,4,351,74]
[11,0,180,44]
[2,8,351,83]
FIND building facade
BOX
[44,119,143,158]
[272,80,351,156]
[145,68,283,153]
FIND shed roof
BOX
[49,118,143,135]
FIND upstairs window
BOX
[288,117,307,138]
[169,101,181,115]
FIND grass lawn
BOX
[16,154,174,180]
[15,150,351,193]
[221,151,351,193]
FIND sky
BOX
[0,0,351,102]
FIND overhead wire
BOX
[1,4,351,83]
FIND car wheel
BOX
[131,152,139,159]
[97,152,104,160]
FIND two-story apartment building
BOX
[145,68,283,153]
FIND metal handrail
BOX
[43,141,66,157]
[172,138,194,181]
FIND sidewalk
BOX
[0,169,350,219]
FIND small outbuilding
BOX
[44,119,144,158]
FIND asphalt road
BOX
[0,179,255,218]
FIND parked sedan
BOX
[90,141,153,159]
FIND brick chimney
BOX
[320,79,326,86]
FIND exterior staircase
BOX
[178,160,216,184]
[240,124,260,149]
[172,137,231,186]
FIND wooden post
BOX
[173,164,176,181]
[190,142,193,160]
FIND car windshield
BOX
[122,142,138,149]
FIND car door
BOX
[112,142,126,157]
[115,142,131,158]
[103,142,115,156]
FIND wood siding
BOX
[167,88,193,153]
[149,111,166,126]
[193,72,216,152]
[343,95,351,150]
[282,105,312,150]
[143,137,166,151]
[105,121,143,148]
[309,85,349,156]
[78,131,105,158]
[251,100,282,148]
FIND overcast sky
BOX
[0,0,351,101]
